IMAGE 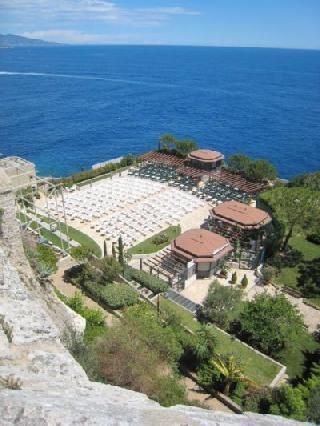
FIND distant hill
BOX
[0,34,62,47]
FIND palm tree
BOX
[211,354,251,395]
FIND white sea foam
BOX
[0,70,178,88]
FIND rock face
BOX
[0,169,309,425]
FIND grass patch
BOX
[289,235,320,261]
[213,329,281,386]
[18,212,70,251]
[47,219,101,258]
[128,225,181,255]
[275,235,320,290]
[306,298,320,308]
[18,211,101,257]
[275,266,299,289]
[159,297,281,386]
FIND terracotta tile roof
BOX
[212,200,272,228]
[171,229,232,260]
[139,151,269,194]
[188,149,224,162]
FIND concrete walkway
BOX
[183,376,233,413]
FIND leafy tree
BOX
[306,386,320,423]
[111,242,116,258]
[159,134,197,157]
[159,134,177,151]
[175,139,197,156]
[118,235,125,269]
[95,256,122,284]
[228,154,251,175]
[228,154,277,182]
[307,230,320,245]
[235,294,305,356]
[289,171,320,191]
[192,325,216,365]
[270,385,306,422]
[261,186,320,250]
[246,159,277,182]
[211,354,249,395]
[298,257,320,297]
[202,280,242,329]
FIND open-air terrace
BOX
[42,174,208,252]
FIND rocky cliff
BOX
[0,173,309,425]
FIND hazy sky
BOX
[1,0,319,49]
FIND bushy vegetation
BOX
[63,256,138,309]
[56,290,106,343]
[81,281,139,309]
[128,225,181,255]
[228,154,277,182]
[243,362,320,423]
[232,293,305,357]
[289,171,320,191]
[70,246,95,262]
[76,304,189,406]
[260,186,320,250]
[298,258,320,297]
[26,243,58,278]
[126,267,169,294]
[307,230,320,245]
[159,134,198,157]
[61,155,136,186]
[201,280,242,329]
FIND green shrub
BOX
[81,281,139,309]
[241,274,249,288]
[126,268,169,294]
[261,265,276,283]
[307,232,320,245]
[152,232,169,246]
[61,155,136,186]
[231,271,237,284]
[70,246,95,261]
[36,244,58,272]
[62,291,105,326]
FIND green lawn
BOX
[128,225,181,255]
[275,266,299,289]
[159,297,281,386]
[48,220,101,257]
[289,235,320,261]
[275,235,320,290]
[20,211,101,257]
[17,212,70,251]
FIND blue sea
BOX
[0,45,319,178]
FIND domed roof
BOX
[172,229,231,260]
[212,201,272,228]
[188,149,224,162]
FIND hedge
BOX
[126,267,169,294]
[80,280,139,310]
[61,155,136,186]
